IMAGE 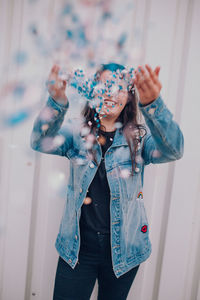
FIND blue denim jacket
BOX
[30,94,184,278]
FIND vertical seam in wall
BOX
[174,0,194,124]
[165,0,181,102]
[141,0,152,64]
[152,163,176,300]
[186,170,200,300]
[24,0,56,296]
[176,1,198,298]
[152,0,194,300]
[0,1,14,298]
[24,153,41,300]
[130,0,138,47]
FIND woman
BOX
[30,62,184,300]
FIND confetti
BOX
[152,150,161,158]
[97,135,106,145]
[48,171,67,191]
[120,168,131,178]
[3,110,30,127]
[41,124,49,131]
[75,158,85,165]
[14,51,28,65]
[53,135,65,147]
[81,126,90,136]
[114,122,122,129]
[83,197,92,205]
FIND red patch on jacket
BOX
[141,225,147,233]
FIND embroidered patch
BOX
[141,225,147,233]
[137,192,143,200]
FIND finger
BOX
[145,64,158,84]
[138,66,156,90]
[134,68,148,92]
[143,76,155,91]
[47,65,64,91]
[152,66,162,87]
[154,66,160,77]
[134,77,147,94]
[138,65,147,78]
[62,80,67,89]
[49,64,60,81]
[59,80,67,91]
[55,79,65,90]
[136,85,146,101]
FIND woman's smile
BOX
[100,98,122,116]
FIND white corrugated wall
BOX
[0,0,199,299]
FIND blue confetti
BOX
[13,84,26,98]
[118,32,127,48]
[14,51,28,65]
[4,111,29,127]
[66,30,73,39]
[62,4,72,15]
[29,23,38,35]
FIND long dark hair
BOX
[81,63,147,176]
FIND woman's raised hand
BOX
[46,64,68,105]
[134,64,162,105]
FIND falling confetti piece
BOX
[14,51,28,65]
[3,110,30,127]
[114,122,122,129]
[152,150,161,157]
[13,84,26,99]
[83,197,92,205]
[97,135,106,145]
[48,171,66,191]
[41,124,49,131]
[120,168,131,178]
[53,135,65,147]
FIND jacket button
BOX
[135,167,140,173]
[89,163,95,168]
[80,188,83,193]
[75,235,78,240]
[68,259,72,263]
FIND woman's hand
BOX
[46,64,68,105]
[134,64,162,105]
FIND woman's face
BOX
[95,70,128,120]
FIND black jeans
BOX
[53,230,140,300]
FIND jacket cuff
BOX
[47,95,69,112]
[138,95,165,118]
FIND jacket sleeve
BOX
[138,95,184,165]
[30,95,73,158]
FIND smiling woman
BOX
[30,61,184,300]
[82,62,147,175]
[96,69,129,119]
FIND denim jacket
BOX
[30,94,184,278]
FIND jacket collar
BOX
[112,128,128,147]
[96,128,128,148]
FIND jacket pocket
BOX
[125,195,150,260]
[117,162,142,201]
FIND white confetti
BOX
[81,126,90,136]
[48,171,66,190]
[120,168,131,178]
[114,122,122,129]
[53,135,65,147]
[152,150,161,157]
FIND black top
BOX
[79,128,116,236]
